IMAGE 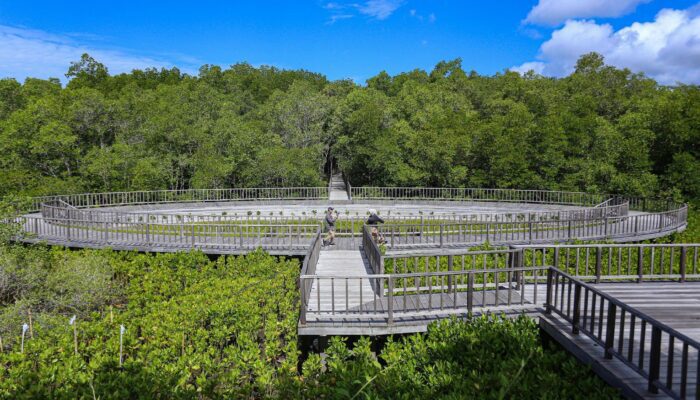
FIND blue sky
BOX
[1,0,699,84]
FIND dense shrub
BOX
[297,315,620,399]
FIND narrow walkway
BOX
[307,249,375,315]
[329,173,349,201]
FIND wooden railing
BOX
[362,225,384,274]
[299,265,545,324]
[546,268,699,398]
[300,243,699,324]
[20,214,319,253]
[353,187,610,206]
[375,207,687,247]
[30,187,330,212]
[299,229,322,324]
[520,244,700,282]
[351,187,683,213]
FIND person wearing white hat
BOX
[366,209,385,244]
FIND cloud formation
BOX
[324,0,404,23]
[525,0,650,26]
[0,24,193,83]
[512,7,700,85]
[357,0,404,20]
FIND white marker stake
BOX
[69,315,78,355]
[119,325,125,367]
[21,323,28,353]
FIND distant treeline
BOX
[1,52,698,200]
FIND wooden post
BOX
[572,284,581,334]
[637,247,644,283]
[604,303,616,359]
[467,273,474,313]
[447,255,454,293]
[648,326,662,393]
[545,268,554,314]
[191,224,195,248]
[680,246,687,283]
[604,217,609,238]
[299,277,307,324]
[439,225,444,248]
[595,247,602,284]
[387,277,394,325]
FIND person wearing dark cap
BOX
[323,207,338,246]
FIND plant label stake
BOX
[69,315,78,355]
[0,335,3,353]
[119,325,125,367]
[21,323,28,353]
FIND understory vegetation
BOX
[0,242,621,399]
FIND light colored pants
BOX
[324,229,335,244]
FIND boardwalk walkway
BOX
[308,250,376,317]
[541,281,700,399]
[329,174,349,201]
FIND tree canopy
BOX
[1,52,699,200]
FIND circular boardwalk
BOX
[18,187,686,254]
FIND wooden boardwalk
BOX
[302,247,700,398]
[541,281,700,399]
[329,174,349,201]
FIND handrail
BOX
[29,187,330,212]
[299,229,322,324]
[37,198,632,225]
[546,267,700,398]
[362,224,383,274]
[377,206,687,247]
[520,243,700,283]
[351,187,683,213]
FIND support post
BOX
[595,247,602,284]
[572,284,581,334]
[638,247,644,283]
[604,303,616,359]
[387,277,394,325]
[299,278,306,325]
[545,268,554,314]
[447,255,454,293]
[467,273,474,313]
[648,327,662,394]
[680,246,687,283]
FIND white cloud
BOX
[510,61,545,75]
[326,14,354,25]
[525,0,650,26]
[0,24,195,83]
[512,7,700,84]
[357,0,404,20]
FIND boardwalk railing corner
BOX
[544,267,700,398]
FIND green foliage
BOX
[0,247,300,399]
[297,315,619,399]
[1,53,699,200]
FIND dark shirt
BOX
[325,212,337,229]
[366,214,384,225]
